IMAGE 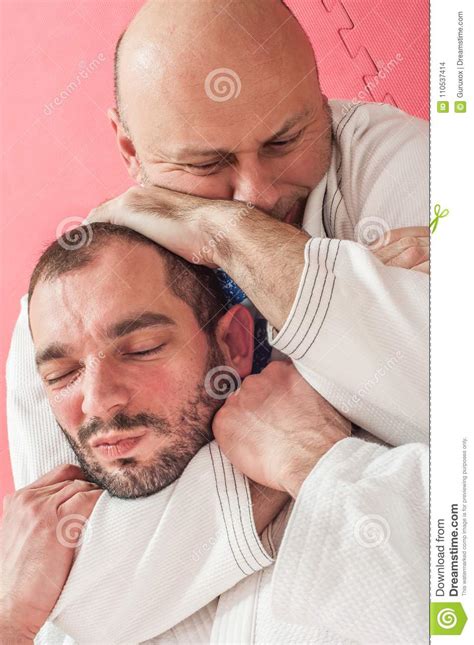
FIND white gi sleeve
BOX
[272,437,428,644]
[268,238,428,446]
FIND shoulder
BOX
[327,99,428,186]
[323,101,428,235]
[328,99,428,146]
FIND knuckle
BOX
[403,236,419,248]
[416,245,428,259]
[240,373,257,388]
[11,489,29,506]
[406,246,426,264]
[265,360,287,374]
[214,405,230,424]
[72,490,90,506]
[265,360,280,370]
[3,491,46,525]
[24,501,44,523]
[274,358,289,368]
[58,494,92,519]
[55,463,79,477]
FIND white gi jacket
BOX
[6,101,429,644]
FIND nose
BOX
[80,357,131,421]
[231,156,280,214]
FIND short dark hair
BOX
[28,222,229,336]
[113,29,127,124]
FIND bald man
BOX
[90,0,429,438]
[6,1,428,643]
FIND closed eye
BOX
[189,161,220,169]
[268,130,303,148]
[184,160,226,175]
[126,344,165,357]
[45,368,82,386]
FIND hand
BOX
[87,185,252,268]
[370,226,429,273]
[0,465,102,642]
[212,361,351,498]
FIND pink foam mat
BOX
[292,0,428,118]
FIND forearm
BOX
[207,204,309,330]
[0,622,34,645]
[0,600,35,645]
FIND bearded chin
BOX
[57,339,227,498]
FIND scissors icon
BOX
[430,203,449,234]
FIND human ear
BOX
[108,107,141,181]
[215,305,254,378]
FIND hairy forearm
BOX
[207,204,309,331]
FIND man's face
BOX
[29,242,231,498]
[117,0,332,227]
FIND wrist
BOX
[279,436,345,499]
[0,600,37,644]
[279,458,315,499]
[0,619,35,644]
[199,200,261,269]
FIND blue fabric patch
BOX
[215,268,247,304]
[215,269,271,374]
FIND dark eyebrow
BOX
[105,311,176,339]
[35,342,74,368]
[35,312,176,367]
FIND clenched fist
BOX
[213,361,351,498]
